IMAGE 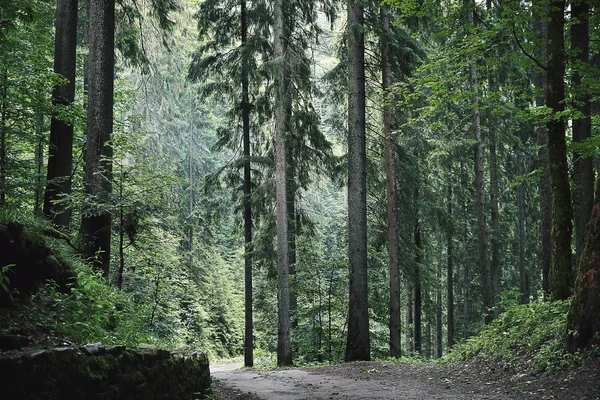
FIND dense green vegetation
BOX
[1,0,599,376]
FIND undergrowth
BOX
[444,300,598,372]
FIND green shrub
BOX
[444,300,591,372]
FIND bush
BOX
[444,300,592,372]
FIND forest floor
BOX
[210,358,600,400]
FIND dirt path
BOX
[210,361,514,399]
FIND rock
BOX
[80,342,105,355]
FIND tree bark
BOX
[567,175,600,352]
[447,181,454,348]
[80,0,115,277]
[436,249,443,359]
[533,3,551,299]
[274,0,292,367]
[44,0,78,231]
[345,0,370,362]
[546,0,573,300]
[517,150,529,304]
[381,3,401,359]
[1,71,7,206]
[241,0,253,368]
[414,216,422,356]
[570,0,593,271]
[467,3,492,323]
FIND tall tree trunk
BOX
[467,2,492,323]
[567,175,600,351]
[381,3,401,359]
[436,248,443,359]
[34,114,45,216]
[406,285,413,354]
[241,0,254,368]
[345,0,370,362]
[516,150,529,304]
[571,0,593,271]
[188,100,194,270]
[489,118,501,305]
[44,0,78,230]
[1,71,7,207]
[80,0,115,277]
[460,161,470,338]
[533,3,551,299]
[546,0,573,300]
[274,0,292,367]
[447,181,454,348]
[414,216,422,356]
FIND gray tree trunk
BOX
[274,0,292,367]
[80,0,115,277]
[381,4,401,359]
[345,0,370,362]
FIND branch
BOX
[512,23,546,71]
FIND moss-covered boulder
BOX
[0,221,74,302]
[0,343,211,399]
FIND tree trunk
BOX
[274,0,292,367]
[436,249,443,359]
[460,161,470,338]
[489,117,501,306]
[381,3,401,359]
[44,0,78,231]
[447,181,454,348]
[0,71,7,207]
[241,0,254,368]
[546,0,573,300]
[467,3,492,323]
[533,3,551,299]
[345,0,370,362]
[570,0,593,271]
[517,150,529,304]
[188,100,194,270]
[567,175,600,351]
[414,216,422,356]
[34,114,44,217]
[80,0,115,277]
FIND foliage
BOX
[444,300,598,372]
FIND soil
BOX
[210,358,600,400]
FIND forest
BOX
[1,0,600,389]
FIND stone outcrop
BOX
[0,343,211,399]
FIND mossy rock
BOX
[0,221,75,302]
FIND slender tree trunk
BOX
[80,0,115,277]
[241,0,254,368]
[414,216,422,356]
[436,251,443,359]
[571,0,593,271]
[274,0,292,367]
[533,4,551,299]
[406,285,413,354]
[44,0,78,230]
[34,114,45,216]
[117,164,124,289]
[489,119,501,305]
[460,161,470,338]
[0,71,7,207]
[567,174,600,351]
[345,0,370,362]
[188,100,194,270]
[447,181,454,348]
[546,0,573,300]
[381,3,401,359]
[516,150,529,304]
